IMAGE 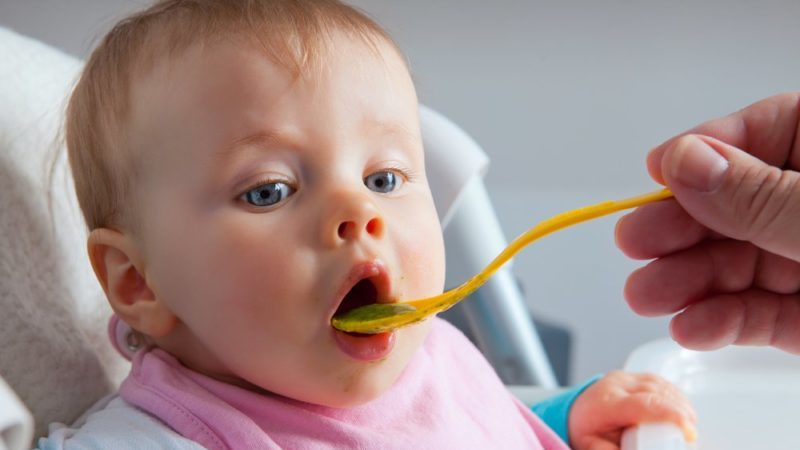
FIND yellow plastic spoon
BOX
[331,188,674,334]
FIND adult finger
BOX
[615,199,710,260]
[657,134,800,261]
[624,240,760,316]
[647,92,800,183]
[670,290,800,354]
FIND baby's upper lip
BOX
[328,260,394,322]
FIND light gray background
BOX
[2,0,798,384]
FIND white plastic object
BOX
[621,423,690,450]
[419,105,489,228]
[624,338,800,450]
[0,375,33,450]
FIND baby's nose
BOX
[321,190,385,246]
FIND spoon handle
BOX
[406,188,674,312]
[458,188,674,293]
[333,188,674,334]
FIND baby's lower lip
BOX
[332,329,395,361]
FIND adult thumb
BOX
[660,134,800,262]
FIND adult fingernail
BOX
[667,136,729,192]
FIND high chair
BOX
[0,26,557,449]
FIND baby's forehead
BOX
[123,32,415,169]
[128,28,410,122]
[128,28,404,109]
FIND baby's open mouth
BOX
[334,278,379,337]
[331,267,396,360]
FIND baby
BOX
[41,1,695,449]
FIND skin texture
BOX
[616,92,800,353]
[85,29,695,445]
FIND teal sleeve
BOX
[530,374,603,445]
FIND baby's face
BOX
[125,34,445,406]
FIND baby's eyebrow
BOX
[363,119,419,142]
[213,121,418,162]
[213,131,294,161]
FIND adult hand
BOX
[616,92,800,353]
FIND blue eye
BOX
[241,182,295,207]
[364,171,400,193]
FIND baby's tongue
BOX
[332,329,395,361]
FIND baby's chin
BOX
[308,367,404,408]
[295,325,433,408]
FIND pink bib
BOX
[120,319,568,450]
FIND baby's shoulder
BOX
[37,395,204,450]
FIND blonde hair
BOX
[66,0,400,230]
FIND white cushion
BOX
[0,26,128,442]
[420,105,489,228]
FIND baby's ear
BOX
[87,228,177,338]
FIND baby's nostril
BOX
[338,222,349,238]
[366,218,382,236]
[338,218,381,239]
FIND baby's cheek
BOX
[397,221,446,297]
[154,234,257,314]
[206,239,285,297]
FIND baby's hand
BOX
[568,371,697,450]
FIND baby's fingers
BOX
[629,375,697,424]
[616,392,697,441]
[577,436,621,450]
